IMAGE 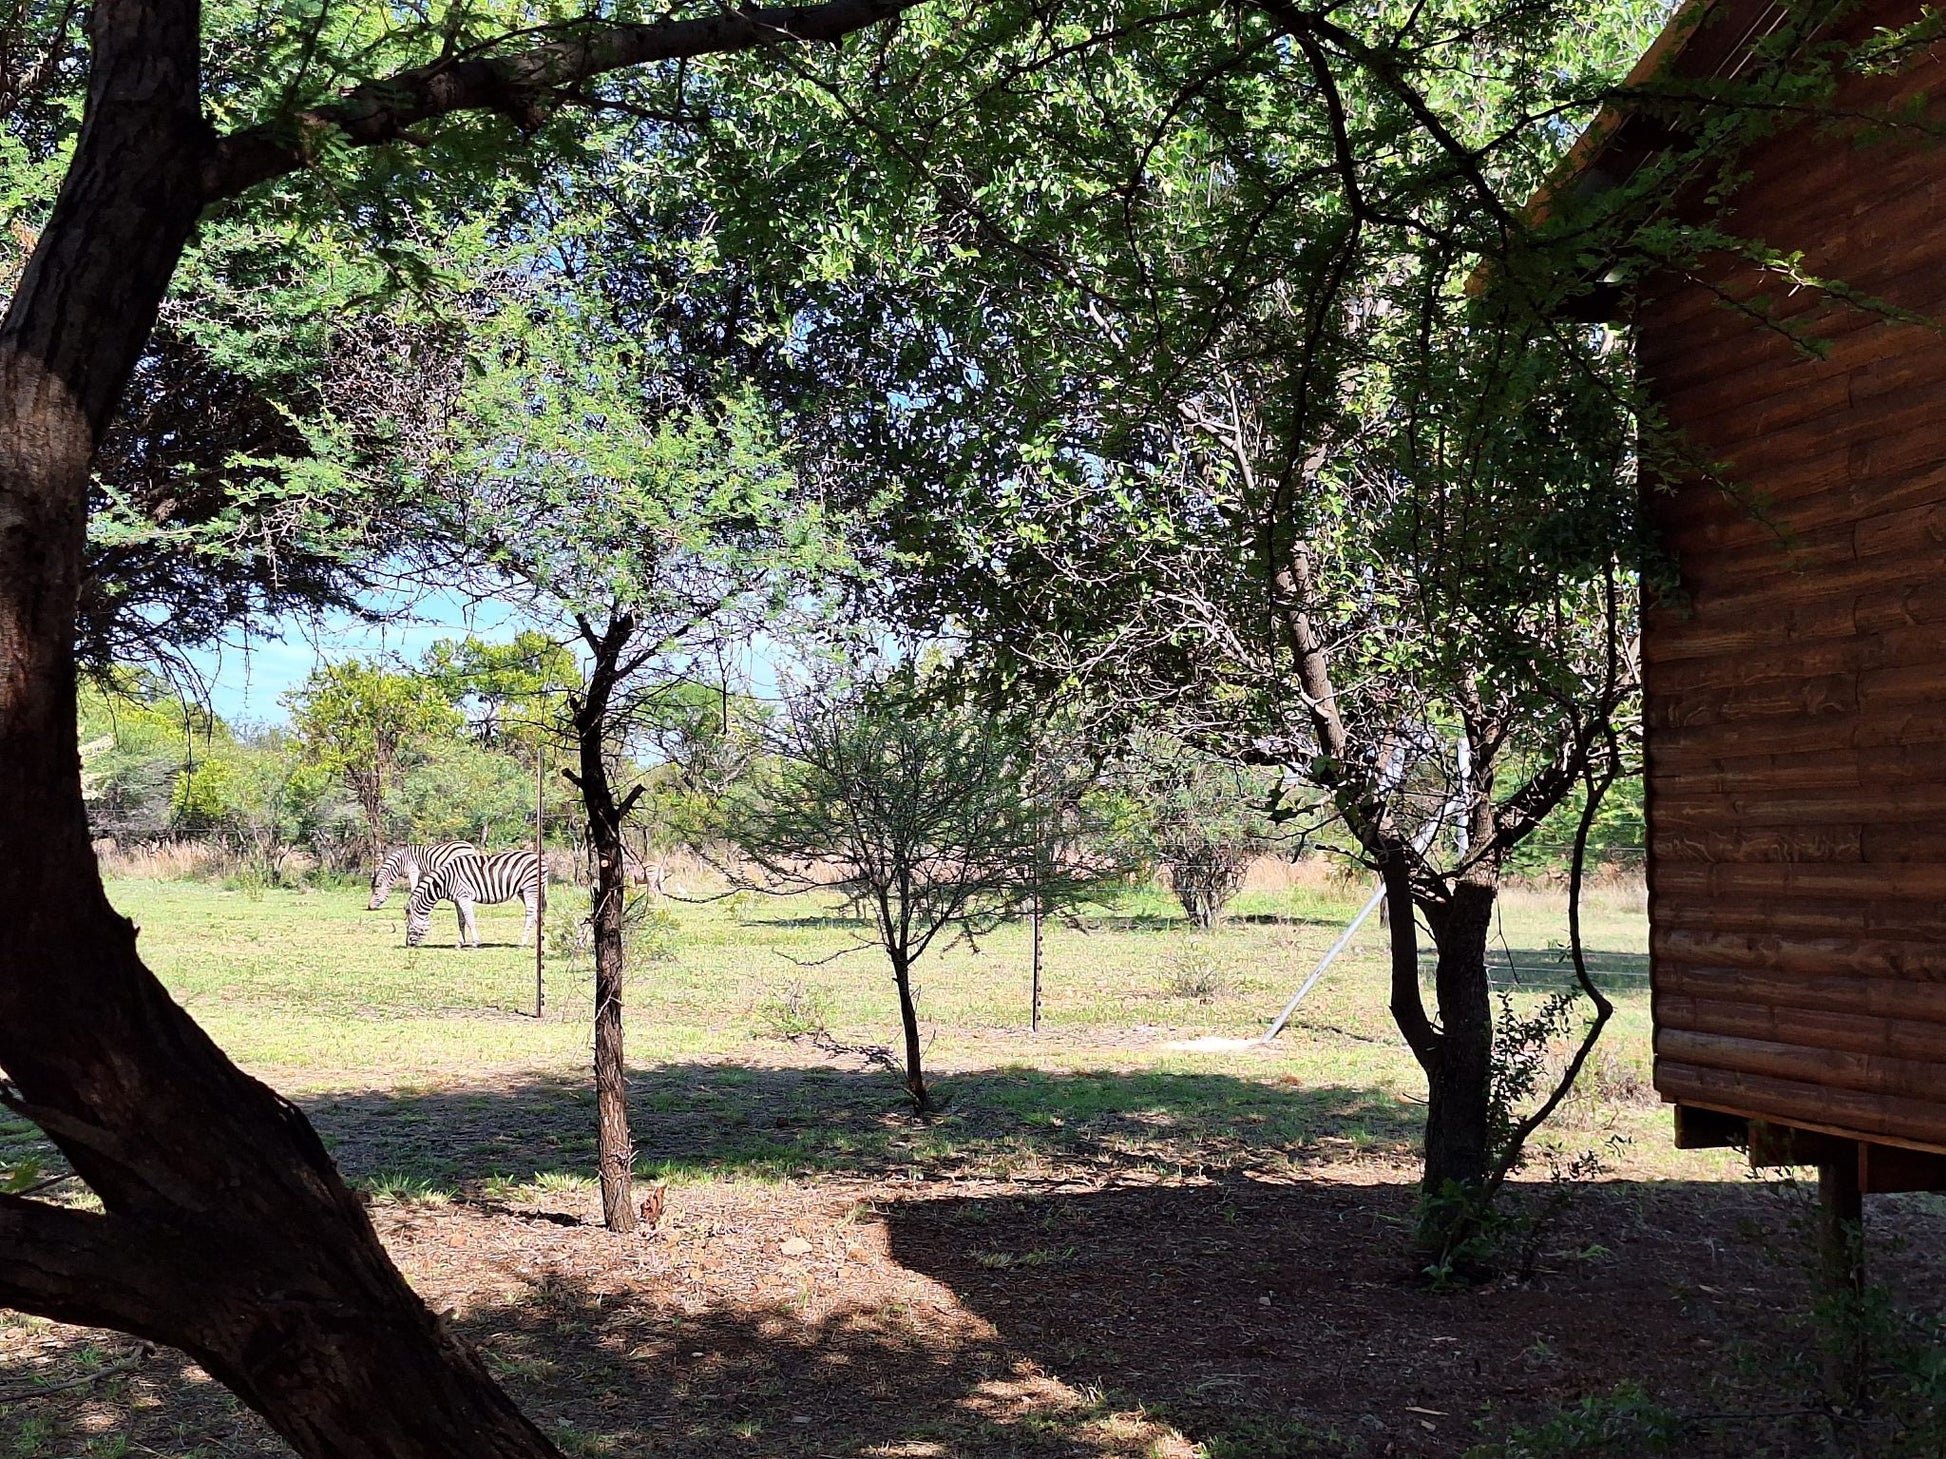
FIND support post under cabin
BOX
[1818,1144,1865,1407]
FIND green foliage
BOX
[725,678,1129,967]
[3,0,737,676]
[77,671,220,842]
[1114,736,1289,929]
[1872,1305,1946,1455]
[1160,942,1238,1003]
[0,1154,54,1196]
[284,658,460,769]
[1510,776,1646,876]
[392,737,534,845]
[724,674,1133,1109]
[1464,1384,1683,1458]
[540,884,679,968]
[283,658,462,842]
[443,284,842,635]
[624,898,681,966]
[169,756,240,831]
[422,631,576,752]
[752,980,837,1042]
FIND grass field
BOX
[12,869,1944,1459]
[96,868,1683,1185]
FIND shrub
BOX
[753,981,836,1041]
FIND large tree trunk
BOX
[0,10,563,1455]
[1384,842,1502,1264]
[572,615,638,1235]
[1419,876,1497,1196]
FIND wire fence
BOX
[1485,963,1651,992]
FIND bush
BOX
[1112,735,1289,929]
[1465,1384,1683,1458]
[1161,944,1237,1002]
[753,981,836,1041]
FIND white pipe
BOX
[1262,879,1387,1041]
[1260,793,1460,1043]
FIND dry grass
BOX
[95,838,232,882]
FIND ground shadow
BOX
[1085,911,1348,934]
[9,1171,1945,1458]
[749,913,872,931]
[304,1063,1419,1190]
[880,1174,1946,1457]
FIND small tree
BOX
[283,659,459,853]
[445,290,840,1232]
[1118,737,1286,929]
[725,680,1124,1112]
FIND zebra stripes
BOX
[368,841,477,909]
[405,849,544,948]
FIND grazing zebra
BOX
[368,841,477,910]
[405,849,544,948]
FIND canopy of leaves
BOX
[437,281,845,650]
[567,0,1885,885]
[724,676,1127,969]
[283,658,461,782]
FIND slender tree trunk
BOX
[591,845,635,1232]
[571,616,638,1235]
[352,769,386,856]
[0,13,563,1455]
[890,949,930,1113]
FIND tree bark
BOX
[0,8,565,1455]
[572,615,639,1235]
[1419,875,1498,1197]
[352,767,386,855]
[1380,844,1505,1261]
[890,949,931,1114]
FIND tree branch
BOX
[0,1195,184,1337]
[202,0,921,201]
[1381,843,1439,1066]
[0,1341,153,1405]
[1252,1,1519,239]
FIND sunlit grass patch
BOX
[94,871,1706,1189]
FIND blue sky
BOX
[184,589,801,725]
[184,591,532,725]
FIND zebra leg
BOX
[518,888,538,947]
[455,896,479,949]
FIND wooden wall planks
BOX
[1640,0,1946,1152]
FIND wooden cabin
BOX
[1564,0,1946,1191]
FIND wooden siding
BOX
[1642,1,1946,1153]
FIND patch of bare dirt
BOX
[5,1166,1941,1457]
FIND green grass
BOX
[97,870,1717,1188]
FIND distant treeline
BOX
[84,656,1641,893]
[82,656,627,873]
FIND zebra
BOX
[368,841,477,910]
[405,849,544,948]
